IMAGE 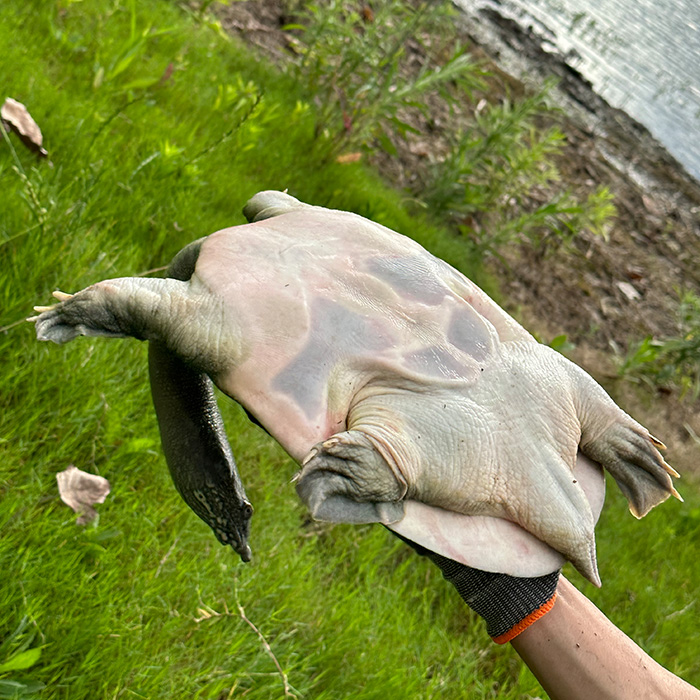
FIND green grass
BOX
[1,1,698,698]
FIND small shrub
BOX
[619,291,700,398]
[421,86,616,258]
[284,3,614,259]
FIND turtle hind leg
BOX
[566,357,682,517]
[582,423,682,518]
[295,430,407,525]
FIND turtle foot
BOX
[32,284,129,344]
[583,423,681,518]
[295,430,406,524]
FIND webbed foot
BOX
[31,285,130,344]
[583,423,681,518]
[295,430,407,524]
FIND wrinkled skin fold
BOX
[32,191,681,584]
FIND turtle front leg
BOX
[32,277,193,345]
[295,430,407,524]
[31,276,231,376]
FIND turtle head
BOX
[189,481,254,562]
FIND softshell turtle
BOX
[31,191,681,585]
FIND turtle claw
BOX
[645,437,681,491]
[583,424,681,518]
[33,287,100,344]
[649,434,667,450]
[660,457,681,479]
[32,284,132,344]
[300,446,319,467]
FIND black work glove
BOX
[393,532,560,644]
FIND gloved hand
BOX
[393,532,560,644]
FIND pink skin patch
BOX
[389,453,605,578]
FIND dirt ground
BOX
[214,0,700,477]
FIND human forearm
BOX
[510,576,700,700]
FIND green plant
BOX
[0,125,49,236]
[284,0,483,157]
[422,87,616,258]
[91,0,177,93]
[548,333,576,355]
[619,291,700,397]
[0,619,44,699]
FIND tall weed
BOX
[422,87,616,258]
[284,0,483,157]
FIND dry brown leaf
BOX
[1,97,48,157]
[336,152,362,164]
[56,465,111,525]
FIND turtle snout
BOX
[234,504,253,562]
[235,541,252,563]
[213,500,253,562]
[214,527,253,562]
